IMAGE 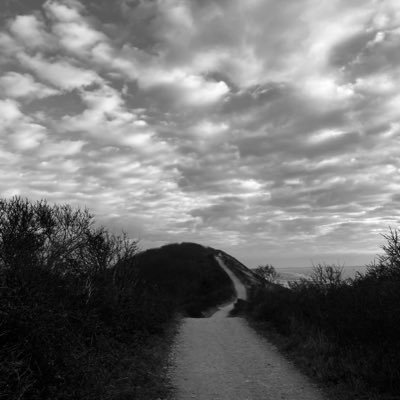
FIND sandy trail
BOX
[169,256,326,400]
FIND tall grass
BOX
[246,230,400,399]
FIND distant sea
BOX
[275,265,369,286]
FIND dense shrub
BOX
[0,198,235,399]
[253,264,278,283]
[247,230,400,398]
[0,197,171,399]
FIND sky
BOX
[1,0,400,268]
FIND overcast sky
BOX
[1,0,399,267]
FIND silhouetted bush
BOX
[0,199,234,399]
[0,197,172,399]
[247,230,400,398]
[253,264,278,283]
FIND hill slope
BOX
[216,250,264,288]
[135,242,236,317]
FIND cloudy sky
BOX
[1,0,400,267]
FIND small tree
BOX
[254,264,278,283]
[365,227,400,280]
[309,263,344,289]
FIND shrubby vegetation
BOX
[136,243,235,317]
[0,197,234,399]
[253,264,278,283]
[247,229,400,399]
[9,195,400,399]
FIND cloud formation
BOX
[0,72,59,100]
[1,0,400,267]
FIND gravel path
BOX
[169,256,326,400]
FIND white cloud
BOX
[370,0,400,30]
[0,99,23,128]
[60,84,169,155]
[40,140,86,157]
[155,0,195,44]
[386,94,400,119]
[0,32,21,57]
[308,129,347,144]
[80,84,124,114]
[8,123,47,151]
[17,53,101,90]
[236,179,263,193]
[179,75,229,106]
[44,0,83,22]
[355,73,397,94]
[52,21,106,54]
[141,69,229,106]
[0,99,48,152]
[301,76,355,102]
[45,0,107,56]
[0,72,59,100]
[62,84,129,134]
[0,147,20,164]
[1,0,400,266]
[9,14,51,49]
[1,188,22,198]
[190,121,229,137]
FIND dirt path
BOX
[169,256,326,400]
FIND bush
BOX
[253,264,278,283]
[0,199,235,399]
[0,197,171,399]
[246,229,400,398]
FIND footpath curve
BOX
[169,255,326,400]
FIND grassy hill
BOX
[0,198,238,399]
[135,242,235,317]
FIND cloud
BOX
[0,72,59,100]
[44,0,84,22]
[0,32,21,59]
[40,140,86,158]
[141,70,229,107]
[9,14,51,49]
[17,53,101,90]
[44,0,107,55]
[0,99,23,128]
[191,197,244,225]
[61,83,156,148]
[52,20,106,54]
[1,0,400,266]
[8,123,47,151]
[0,99,48,152]
[176,75,229,106]
[189,120,229,137]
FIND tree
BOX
[365,227,400,280]
[254,264,278,283]
[308,263,344,290]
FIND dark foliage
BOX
[0,197,172,399]
[0,198,232,399]
[246,231,400,398]
[253,264,278,283]
[135,243,235,317]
